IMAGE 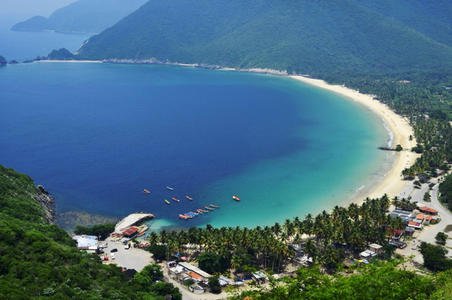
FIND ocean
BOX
[0,61,391,229]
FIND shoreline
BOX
[30,59,419,208]
[289,75,419,204]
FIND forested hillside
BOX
[0,165,179,299]
[11,0,146,34]
[78,0,452,75]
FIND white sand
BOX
[290,75,419,202]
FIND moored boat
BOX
[166,186,175,191]
[143,189,151,194]
[179,214,190,220]
[232,195,240,201]
[185,195,193,200]
[164,199,171,205]
[172,197,180,202]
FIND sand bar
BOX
[290,75,419,202]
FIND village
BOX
[72,175,451,299]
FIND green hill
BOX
[11,0,147,34]
[0,165,180,299]
[77,0,452,75]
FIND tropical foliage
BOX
[146,196,403,273]
[0,165,178,299]
[235,262,451,299]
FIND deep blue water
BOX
[0,62,389,228]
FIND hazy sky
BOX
[2,0,74,17]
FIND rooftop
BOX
[178,262,211,279]
[73,235,98,250]
[115,213,154,233]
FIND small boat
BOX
[179,214,190,220]
[209,204,220,208]
[232,195,240,201]
[172,197,180,202]
[143,189,151,194]
[164,199,171,205]
[185,195,193,201]
[166,186,175,191]
[205,206,215,211]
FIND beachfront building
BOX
[389,210,414,223]
[418,206,439,215]
[408,220,423,230]
[73,235,98,252]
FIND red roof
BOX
[188,271,203,281]
[408,221,422,228]
[122,227,138,237]
[419,206,438,214]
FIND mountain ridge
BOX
[11,0,147,34]
[77,0,452,76]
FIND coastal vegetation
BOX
[419,242,452,272]
[0,165,179,299]
[234,261,451,299]
[146,196,400,273]
[440,174,452,211]
[74,223,115,240]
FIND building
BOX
[389,210,413,223]
[418,206,438,215]
[73,235,98,252]
[122,226,139,238]
[407,220,423,230]
[359,249,376,259]
[178,262,211,282]
[368,243,383,254]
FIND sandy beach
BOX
[290,75,419,202]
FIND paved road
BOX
[102,238,153,271]
[396,177,452,264]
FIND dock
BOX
[115,213,154,233]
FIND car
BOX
[111,253,116,260]
[110,248,118,253]
[124,244,130,250]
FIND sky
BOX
[1,0,74,17]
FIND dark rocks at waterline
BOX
[47,48,76,60]
[0,55,7,66]
[34,185,56,223]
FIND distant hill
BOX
[77,0,452,76]
[11,0,147,34]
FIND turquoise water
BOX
[0,62,388,229]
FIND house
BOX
[218,275,234,287]
[359,249,376,259]
[252,271,268,284]
[407,220,423,230]
[391,229,404,240]
[389,210,413,223]
[368,243,383,254]
[418,206,438,215]
[73,235,98,252]
[178,262,211,283]
[404,226,416,236]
